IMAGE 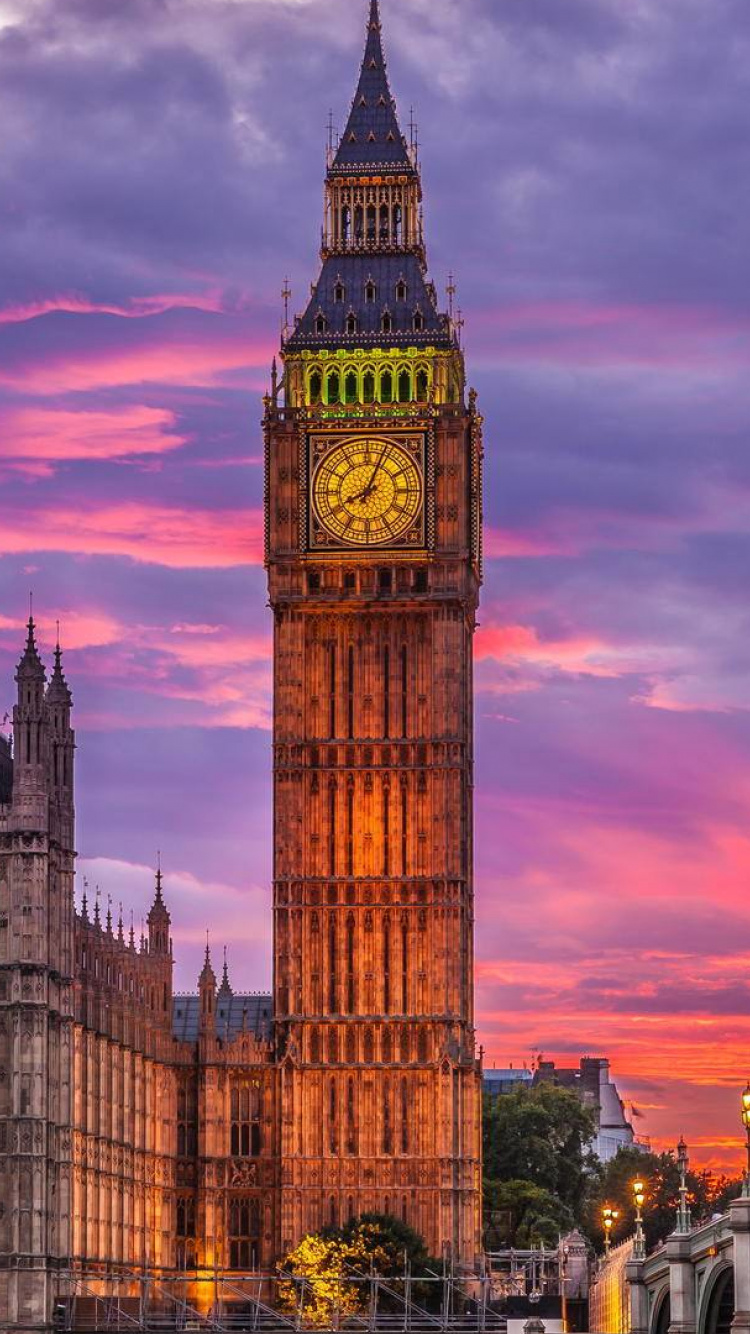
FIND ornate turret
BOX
[147,860,171,958]
[13,616,48,797]
[218,946,233,1000]
[198,940,216,1036]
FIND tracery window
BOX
[230,1084,261,1157]
[228,1196,260,1270]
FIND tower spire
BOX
[332,0,412,171]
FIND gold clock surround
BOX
[309,432,425,551]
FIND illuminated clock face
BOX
[311,436,423,548]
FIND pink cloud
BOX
[0,502,263,568]
[0,405,185,461]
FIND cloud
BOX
[0,501,263,568]
[0,404,185,462]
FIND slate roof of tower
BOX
[172,993,272,1043]
[285,253,453,352]
[331,0,413,173]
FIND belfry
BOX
[268,0,483,1260]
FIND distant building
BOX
[535,1057,636,1162]
[483,1056,638,1163]
[483,1067,533,1097]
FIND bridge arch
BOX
[699,1261,735,1334]
[650,1285,671,1334]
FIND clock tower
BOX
[266,0,483,1263]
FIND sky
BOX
[0,0,749,1173]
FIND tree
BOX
[482,1083,600,1244]
[277,1215,438,1325]
[277,1232,365,1329]
[584,1146,745,1253]
[484,1179,575,1250]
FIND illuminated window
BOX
[345,370,358,403]
[363,370,376,404]
[380,369,393,403]
[416,368,428,401]
[310,371,322,404]
[398,368,410,402]
[327,370,340,403]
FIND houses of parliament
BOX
[0,2,484,1327]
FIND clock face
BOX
[311,435,424,548]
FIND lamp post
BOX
[602,1205,619,1257]
[676,1137,691,1233]
[741,1083,750,1195]
[633,1180,646,1260]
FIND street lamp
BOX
[741,1083,750,1195]
[633,1180,646,1260]
[602,1205,620,1257]
[676,1137,691,1233]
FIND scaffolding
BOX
[54,1264,507,1333]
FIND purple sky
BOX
[1,0,749,1168]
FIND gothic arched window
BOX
[345,370,358,403]
[380,203,390,242]
[328,1027,338,1064]
[413,310,424,333]
[327,370,340,404]
[346,1077,357,1154]
[364,1027,374,1063]
[398,368,410,403]
[396,279,407,302]
[382,1027,392,1063]
[310,1027,320,1063]
[380,369,393,404]
[363,369,375,404]
[346,313,358,336]
[315,313,327,336]
[366,206,376,242]
[328,914,337,1012]
[341,207,351,244]
[401,1077,409,1153]
[309,370,322,404]
[416,368,429,401]
[365,280,377,304]
[382,1082,392,1154]
[400,1026,410,1063]
[382,311,393,335]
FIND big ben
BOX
[266,0,483,1265]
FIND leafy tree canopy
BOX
[484,1178,575,1250]
[277,1215,437,1326]
[483,1083,599,1219]
[583,1145,744,1253]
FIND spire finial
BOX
[94,885,101,927]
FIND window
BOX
[418,1030,428,1063]
[413,569,428,594]
[346,1078,357,1154]
[347,645,355,739]
[364,1027,374,1063]
[354,205,364,241]
[309,370,322,404]
[382,1083,392,1154]
[382,1027,392,1062]
[334,281,345,303]
[383,917,391,1013]
[366,206,376,242]
[379,568,392,593]
[329,1081,337,1154]
[401,785,408,876]
[396,280,407,302]
[413,311,424,332]
[383,643,390,737]
[177,1197,195,1238]
[307,571,320,594]
[346,915,355,1012]
[382,311,392,335]
[383,786,390,876]
[229,1197,260,1271]
[401,645,408,737]
[345,371,358,406]
[401,1078,409,1153]
[346,786,354,878]
[328,915,337,1011]
[341,208,351,244]
[393,204,403,244]
[346,314,358,336]
[380,369,393,404]
[310,1027,320,1062]
[344,571,356,592]
[315,314,327,336]
[230,1085,261,1157]
[363,370,375,404]
[329,643,336,739]
[327,371,340,403]
[401,917,408,1012]
[398,368,410,402]
[365,280,377,304]
[416,368,429,401]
